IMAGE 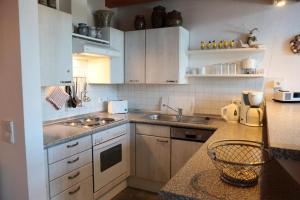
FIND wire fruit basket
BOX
[207,140,271,187]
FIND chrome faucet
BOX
[162,104,183,121]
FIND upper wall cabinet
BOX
[109,28,125,84]
[125,30,146,84]
[39,5,72,86]
[146,27,189,84]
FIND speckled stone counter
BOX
[266,101,300,151]
[159,124,266,200]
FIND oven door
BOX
[93,134,128,192]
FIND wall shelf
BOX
[186,74,265,78]
[72,33,110,45]
[188,47,266,55]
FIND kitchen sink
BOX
[144,114,210,124]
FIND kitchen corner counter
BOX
[266,101,300,151]
[160,124,267,200]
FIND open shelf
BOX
[186,74,265,78]
[72,33,110,45]
[188,47,266,55]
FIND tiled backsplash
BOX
[42,85,118,121]
[42,78,264,121]
[117,78,264,115]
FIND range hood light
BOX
[274,0,287,7]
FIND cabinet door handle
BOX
[67,142,79,148]
[157,139,169,143]
[68,186,81,195]
[67,157,79,164]
[68,171,80,180]
[166,80,178,83]
[129,80,139,83]
[60,81,72,84]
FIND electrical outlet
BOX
[0,120,16,144]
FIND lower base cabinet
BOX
[136,134,171,182]
[51,176,93,200]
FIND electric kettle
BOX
[221,103,240,123]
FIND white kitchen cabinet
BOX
[136,134,171,182]
[125,30,146,84]
[146,27,189,84]
[110,28,124,84]
[39,5,73,86]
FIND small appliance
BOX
[221,103,240,123]
[273,90,300,102]
[240,91,264,127]
[108,100,128,114]
[241,58,257,74]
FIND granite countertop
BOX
[43,112,223,148]
[266,101,300,151]
[160,123,264,200]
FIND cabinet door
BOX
[125,30,146,84]
[110,28,124,84]
[146,27,180,84]
[171,140,202,176]
[136,134,170,182]
[39,5,72,86]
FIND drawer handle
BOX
[157,139,169,143]
[68,186,81,195]
[166,80,177,83]
[67,142,79,148]
[67,157,79,164]
[60,81,72,84]
[68,171,80,180]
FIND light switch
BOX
[0,120,16,144]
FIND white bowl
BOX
[248,91,263,106]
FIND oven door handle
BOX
[93,134,126,151]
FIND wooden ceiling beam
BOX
[105,0,161,8]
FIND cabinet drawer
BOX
[49,149,92,181]
[50,163,92,198]
[136,124,170,138]
[48,136,92,164]
[51,176,93,200]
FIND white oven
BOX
[92,124,129,193]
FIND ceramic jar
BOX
[78,23,89,36]
[94,10,114,27]
[135,15,146,30]
[151,6,166,28]
[165,10,183,27]
[88,26,97,38]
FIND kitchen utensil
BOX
[207,140,271,187]
[65,86,75,108]
[48,0,56,9]
[78,23,88,36]
[165,10,183,27]
[94,10,114,27]
[88,26,97,38]
[72,85,80,107]
[135,15,146,30]
[151,5,166,28]
[221,103,239,123]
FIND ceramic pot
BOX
[151,6,166,28]
[88,26,97,38]
[94,10,114,27]
[135,15,146,30]
[165,10,183,27]
[78,23,88,36]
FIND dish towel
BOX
[46,87,70,110]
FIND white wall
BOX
[0,0,47,200]
[116,0,300,91]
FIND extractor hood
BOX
[72,34,120,58]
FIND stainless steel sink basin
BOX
[144,114,210,124]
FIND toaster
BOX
[273,90,300,102]
[108,100,128,114]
